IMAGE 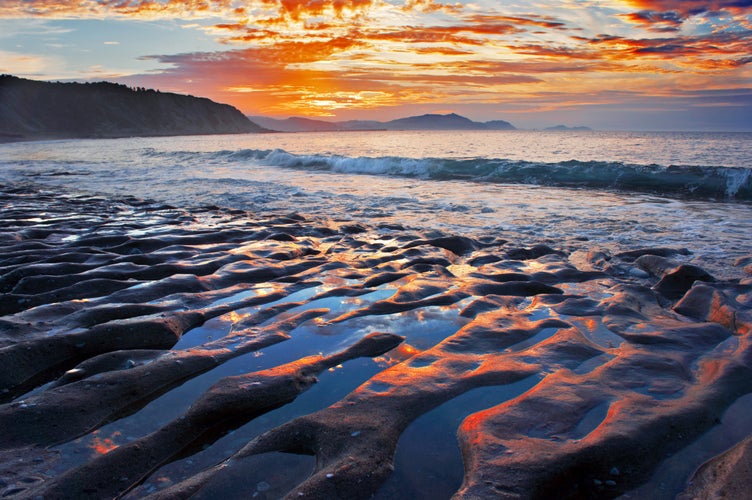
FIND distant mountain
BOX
[0,75,265,141]
[386,112,481,130]
[338,120,385,131]
[248,115,386,132]
[247,116,340,132]
[544,125,592,131]
[247,113,515,132]
[485,120,517,130]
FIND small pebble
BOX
[256,481,270,492]
[610,467,620,476]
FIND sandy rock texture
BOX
[0,184,750,499]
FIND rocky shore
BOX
[0,183,750,499]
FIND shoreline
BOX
[0,129,273,145]
[0,182,751,498]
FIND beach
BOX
[3,0,752,492]
[1,163,751,498]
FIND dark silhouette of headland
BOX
[0,75,265,141]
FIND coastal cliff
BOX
[0,75,264,141]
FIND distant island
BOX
[249,113,516,132]
[544,124,592,131]
[0,75,265,141]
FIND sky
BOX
[1,0,751,130]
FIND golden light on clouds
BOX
[1,0,750,124]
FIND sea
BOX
[1,129,750,278]
[2,129,752,497]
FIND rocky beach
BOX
[1,182,751,498]
[3,0,752,494]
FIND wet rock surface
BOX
[1,184,751,499]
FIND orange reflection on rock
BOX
[237,283,286,301]
[227,242,259,257]
[342,296,365,306]
[89,430,121,455]
[227,310,252,323]
[374,342,421,366]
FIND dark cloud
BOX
[623,0,752,18]
[619,10,684,32]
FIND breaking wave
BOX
[161,148,752,201]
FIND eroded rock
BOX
[1,185,751,500]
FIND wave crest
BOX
[174,148,752,201]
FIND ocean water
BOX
[1,130,750,277]
[2,130,752,498]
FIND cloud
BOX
[260,0,376,21]
[401,0,463,15]
[619,10,684,32]
[0,18,73,37]
[0,0,366,20]
[360,23,522,47]
[621,1,752,17]
[585,30,752,62]
[2,0,750,127]
[463,14,569,31]
[0,49,63,76]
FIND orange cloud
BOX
[464,14,568,30]
[255,0,375,24]
[0,0,376,21]
[0,0,233,18]
[504,43,603,60]
[401,0,463,14]
[361,22,525,47]
[413,46,474,56]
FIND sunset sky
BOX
[1,1,751,130]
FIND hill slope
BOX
[0,75,264,140]
[385,112,481,130]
